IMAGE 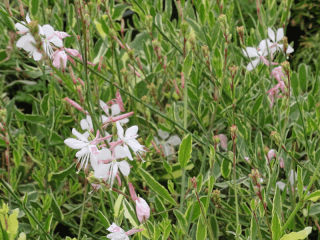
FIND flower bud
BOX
[202,45,209,57]
[282,36,288,54]
[281,61,290,75]
[180,20,190,38]
[28,20,39,36]
[213,135,220,144]
[218,14,229,35]
[279,157,285,169]
[230,125,237,141]
[145,15,153,30]
[212,189,221,208]
[270,131,281,145]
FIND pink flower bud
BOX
[173,79,179,95]
[69,66,77,84]
[121,19,125,34]
[181,72,185,89]
[98,56,103,72]
[136,197,150,223]
[128,64,141,77]
[280,157,285,169]
[151,141,160,153]
[126,228,143,236]
[77,78,85,87]
[115,90,125,112]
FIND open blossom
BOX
[91,147,130,186]
[52,50,67,69]
[268,27,294,54]
[266,81,286,108]
[116,121,145,161]
[153,130,181,157]
[129,182,150,223]
[243,39,277,71]
[270,66,286,83]
[100,101,129,125]
[107,223,143,240]
[267,149,276,163]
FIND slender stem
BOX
[77,179,88,239]
[232,139,239,231]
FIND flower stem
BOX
[232,139,239,232]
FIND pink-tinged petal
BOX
[100,100,109,115]
[276,28,284,43]
[118,160,130,176]
[125,126,138,139]
[218,134,228,151]
[267,149,276,162]
[54,31,70,39]
[128,182,138,201]
[52,50,67,69]
[72,128,88,142]
[65,48,82,59]
[126,228,143,236]
[136,197,150,223]
[107,223,125,233]
[116,121,124,139]
[246,58,260,71]
[33,50,42,61]
[158,129,169,140]
[268,27,275,43]
[64,138,89,149]
[243,47,259,58]
[26,13,31,23]
[75,147,90,158]
[286,45,294,54]
[166,135,181,146]
[42,24,55,38]
[111,104,121,116]
[15,22,28,32]
[115,90,125,112]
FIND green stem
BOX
[232,139,239,231]
[77,180,89,239]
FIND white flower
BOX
[276,170,310,195]
[100,100,129,124]
[268,27,294,54]
[154,129,181,157]
[116,121,145,161]
[107,223,129,240]
[64,128,95,172]
[242,39,275,71]
[15,14,65,60]
[92,147,130,186]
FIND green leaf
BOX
[305,190,320,202]
[280,227,312,240]
[173,210,187,233]
[30,0,39,16]
[155,196,168,219]
[272,184,282,222]
[298,64,307,93]
[44,213,53,232]
[196,219,207,240]
[178,134,192,168]
[199,4,206,26]
[297,166,303,199]
[252,94,263,115]
[163,161,172,174]
[271,213,281,240]
[250,213,258,240]
[139,168,177,206]
[209,216,219,240]
[51,195,64,220]
[114,189,124,218]
[97,211,110,228]
[291,72,299,97]
[112,4,129,20]
[50,163,75,182]
[13,150,21,167]
[221,158,231,179]
[182,52,193,79]
[185,197,207,222]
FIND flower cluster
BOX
[15,13,94,70]
[243,27,293,71]
[64,91,150,239]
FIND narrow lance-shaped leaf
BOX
[178,134,192,168]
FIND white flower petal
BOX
[268,27,275,43]
[125,126,138,139]
[276,182,286,191]
[94,163,111,179]
[80,119,89,130]
[64,138,89,149]
[15,22,28,32]
[163,144,173,157]
[118,161,130,176]
[153,137,160,145]
[123,144,133,160]
[165,135,181,146]
[72,128,88,142]
[26,13,31,23]
[75,147,90,158]
[16,35,30,48]
[49,35,63,47]
[246,58,260,71]
[100,100,109,115]
[289,170,297,186]
[96,148,112,161]
[42,24,55,38]
[127,139,144,152]
[158,129,169,140]
[243,47,259,58]
[107,223,125,233]
[33,49,42,61]
[286,45,294,54]
[115,146,128,159]
[119,118,129,124]
[276,28,284,43]
[116,121,124,139]
[111,104,121,116]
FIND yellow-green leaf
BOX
[280,227,312,240]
